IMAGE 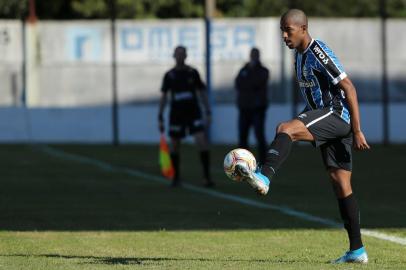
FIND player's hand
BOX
[353,131,370,151]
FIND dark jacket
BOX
[235,62,269,109]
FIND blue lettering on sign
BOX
[67,28,102,61]
[211,26,227,49]
[234,26,255,47]
[66,24,256,62]
[121,28,142,50]
[178,26,198,49]
[74,35,88,58]
[148,27,172,49]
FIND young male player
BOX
[235,9,370,263]
[158,46,214,188]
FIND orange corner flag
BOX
[159,134,174,180]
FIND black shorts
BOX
[296,108,353,171]
[169,108,205,138]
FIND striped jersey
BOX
[295,39,350,123]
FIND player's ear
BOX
[301,24,307,33]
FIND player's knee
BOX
[329,169,353,197]
[276,122,292,135]
[194,133,208,148]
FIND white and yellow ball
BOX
[223,148,256,182]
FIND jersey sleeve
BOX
[310,40,347,85]
[161,72,170,93]
[193,69,206,91]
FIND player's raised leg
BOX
[262,119,313,178]
[235,119,313,195]
[234,163,269,195]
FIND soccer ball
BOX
[223,148,257,182]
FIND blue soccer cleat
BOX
[332,247,368,264]
[235,164,270,195]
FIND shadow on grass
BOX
[1,144,405,231]
[0,253,320,265]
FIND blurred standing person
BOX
[235,48,270,164]
[158,46,214,188]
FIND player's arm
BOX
[158,92,167,133]
[261,68,269,93]
[197,89,212,125]
[312,40,369,150]
[158,73,169,133]
[194,69,212,124]
[337,77,370,150]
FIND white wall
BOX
[1,18,406,106]
[0,18,405,144]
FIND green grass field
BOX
[0,144,405,269]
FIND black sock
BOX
[260,132,292,179]
[170,152,179,182]
[199,150,211,181]
[338,193,363,251]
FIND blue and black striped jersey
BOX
[295,39,350,123]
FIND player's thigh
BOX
[277,119,314,141]
[169,113,186,140]
[320,137,353,172]
[193,131,208,150]
[297,108,351,146]
[188,114,205,134]
[189,116,206,146]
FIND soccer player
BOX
[158,45,214,188]
[235,47,270,164]
[235,9,370,263]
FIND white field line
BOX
[40,145,406,246]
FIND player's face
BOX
[174,48,187,64]
[250,49,260,63]
[280,18,306,49]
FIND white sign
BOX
[0,20,23,63]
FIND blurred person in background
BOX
[235,47,270,164]
[234,9,370,264]
[158,45,214,188]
